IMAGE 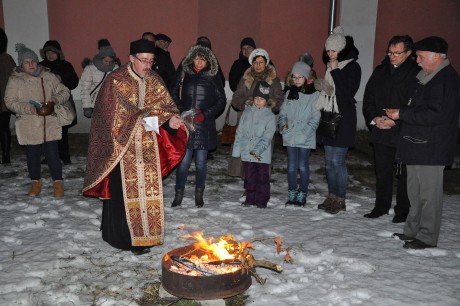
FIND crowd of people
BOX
[0,26,458,253]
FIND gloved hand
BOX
[83,108,93,118]
[193,109,205,122]
[250,151,262,161]
[314,79,334,96]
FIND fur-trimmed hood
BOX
[181,45,218,77]
[242,64,277,89]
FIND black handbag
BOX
[317,104,342,139]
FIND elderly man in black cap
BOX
[386,36,460,249]
[82,39,187,254]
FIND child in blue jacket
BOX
[232,81,276,208]
[279,61,320,206]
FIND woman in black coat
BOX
[169,45,226,207]
[39,40,79,165]
[315,27,361,214]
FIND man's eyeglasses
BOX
[135,56,154,65]
[386,51,407,57]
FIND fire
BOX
[185,232,238,261]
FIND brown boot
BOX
[326,198,346,214]
[317,196,334,210]
[28,179,43,197]
[53,180,64,197]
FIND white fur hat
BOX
[325,26,346,52]
[248,48,270,65]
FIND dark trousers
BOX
[243,161,270,207]
[373,143,410,216]
[58,125,70,162]
[25,141,62,181]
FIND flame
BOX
[183,231,240,261]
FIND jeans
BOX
[175,148,208,189]
[25,141,62,181]
[324,145,348,198]
[287,146,311,192]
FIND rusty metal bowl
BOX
[162,244,252,300]
[36,102,55,116]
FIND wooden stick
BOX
[253,260,283,273]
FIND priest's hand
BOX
[169,115,183,130]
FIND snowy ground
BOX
[1,137,459,305]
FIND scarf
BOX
[316,58,353,113]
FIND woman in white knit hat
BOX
[315,26,362,214]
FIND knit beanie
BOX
[253,81,270,100]
[248,48,270,65]
[15,43,39,65]
[291,61,311,79]
[93,46,116,72]
[325,26,346,52]
[40,40,64,60]
[240,37,256,49]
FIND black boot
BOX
[195,187,205,207]
[0,131,11,164]
[171,188,184,207]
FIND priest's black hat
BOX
[130,39,155,55]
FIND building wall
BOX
[375,0,460,71]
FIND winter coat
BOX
[80,63,118,109]
[397,61,460,166]
[318,37,361,148]
[279,90,320,149]
[40,59,79,91]
[232,104,276,164]
[153,47,175,88]
[228,53,251,92]
[4,66,70,145]
[231,65,284,115]
[0,52,15,112]
[170,45,226,151]
[362,57,420,146]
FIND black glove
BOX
[83,108,93,118]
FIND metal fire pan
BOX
[162,244,252,300]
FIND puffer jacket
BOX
[4,66,70,145]
[279,90,320,149]
[80,64,118,108]
[232,101,276,164]
[170,45,226,150]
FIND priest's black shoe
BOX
[403,239,436,250]
[130,247,151,255]
[363,209,387,218]
[392,233,415,241]
[392,214,407,223]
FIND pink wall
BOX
[46,1,459,79]
[47,0,331,78]
[375,0,460,70]
[0,0,4,28]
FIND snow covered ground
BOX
[1,139,459,305]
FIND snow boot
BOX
[195,187,205,207]
[295,191,307,207]
[53,180,64,197]
[171,188,184,207]
[285,189,297,206]
[325,198,346,214]
[28,179,43,197]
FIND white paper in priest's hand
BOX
[143,116,160,134]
